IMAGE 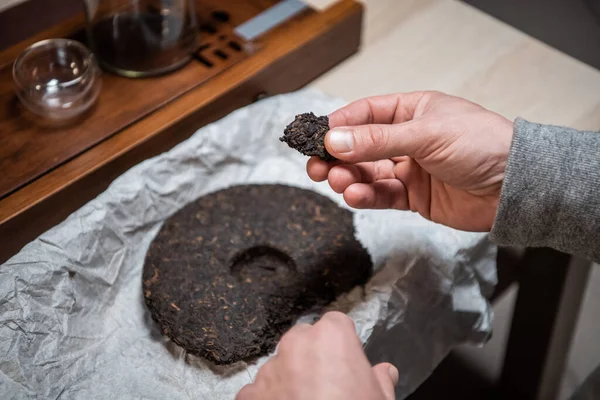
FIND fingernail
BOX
[389,365,399,386]
[327,129,354,153]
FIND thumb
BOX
[325,121,425,162]
[372,362,399,400]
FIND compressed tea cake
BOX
[142,184,372,365]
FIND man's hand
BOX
[307,91,514,231]
[236,312,399,400]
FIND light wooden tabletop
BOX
[310,1,600,398]
[312,0,600,132]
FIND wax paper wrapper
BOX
[0,89,496,400]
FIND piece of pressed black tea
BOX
[279,112,336,161]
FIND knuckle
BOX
[277,333,295,354]
[423,90,446,100]
[255,361,273,381]
[365,125,389,153]
[334,107,353,127]
[358,98,376,124]
[277,323,310,353]
[320,311,355,333]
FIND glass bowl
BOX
[13,39,102,121]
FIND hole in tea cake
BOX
[230,245,297,282]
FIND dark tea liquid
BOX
[89,12,197,76]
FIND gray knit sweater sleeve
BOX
[490,118,600,262]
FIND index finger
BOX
[306,156,344,182]
[328,92,426,128]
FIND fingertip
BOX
[372,363,399,400]
[324,128,355,159]
[343,183,375,209]
[327,165,361,194]
[388,364,399,386]
[320,311,355,330]
[345,180,409,210]
[306,156,330,182]
[373,362,399,384]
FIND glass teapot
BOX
[82,0,198,77]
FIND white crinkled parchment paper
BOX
[0,89,496,400]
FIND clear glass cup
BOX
[82,0,198,77]
[13,39,102,121]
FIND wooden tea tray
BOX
[0,0,281,200]
[0,0,363,263]
[0,23,253,200]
